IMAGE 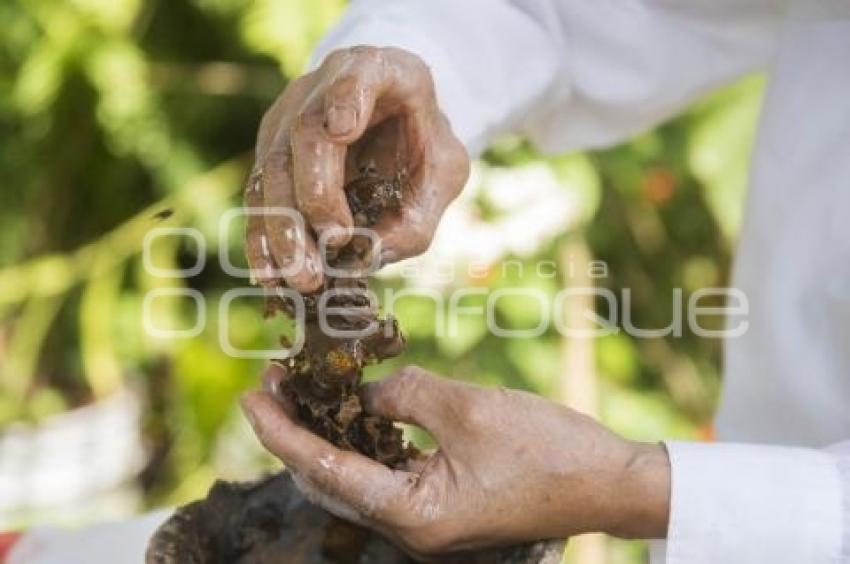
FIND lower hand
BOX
[241,365,670,557]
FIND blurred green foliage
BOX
[0,1,762,561]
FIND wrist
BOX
[605,441,671,539]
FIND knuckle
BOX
[407,58,436,94]
[433,151,469,198]
[321,48,350,70]
[388,47,431,76]
[394,365,426,389]
[384,366,426,412]
[395,212,435,258]
[461,393,493,429]
[447,143,471,189]
[326,48,347,62]
[349,45,381,62]
[415,66,436,96]
[381,47,435,99]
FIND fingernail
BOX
[263,376,279,396]
[325,105,357,136]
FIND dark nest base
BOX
[146,471,564,564]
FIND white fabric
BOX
[314,1,850,562]
[8,510,169,564]
[663,441,844,563]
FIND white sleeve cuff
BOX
[663,441,844,564]
[827,441,850,561]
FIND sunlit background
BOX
[0,1,763,562]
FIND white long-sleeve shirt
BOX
[312,1,850,562]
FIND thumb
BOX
[240,390,407,522]
[360,366,468,445]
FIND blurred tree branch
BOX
[0,156,247,308]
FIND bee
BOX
[151,208,174,222]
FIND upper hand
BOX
[241,365,671,557]
[245,46,470,292]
